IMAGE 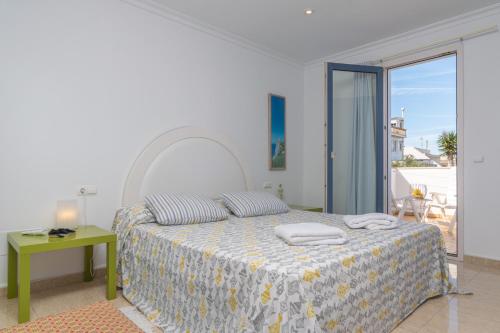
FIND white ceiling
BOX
[153,0,500,63]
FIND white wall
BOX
[391,168,457,202]
[303,64,326,208]
[303,5,500,260]
[0,0,304,287]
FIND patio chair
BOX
[391,191,404,215]
[448,209,457,235]
[428,192,457,234]
[428,192,448,218]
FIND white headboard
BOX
[122,127,252,206]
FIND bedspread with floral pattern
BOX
[112,207,452,333]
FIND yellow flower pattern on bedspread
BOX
[112,208,452,333]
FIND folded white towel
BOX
[343,213,400,230]
[275,223,348,246]
[289,238,346,246]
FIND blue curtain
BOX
[346,73,377,214]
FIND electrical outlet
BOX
[77,185,97,196]
[263,182,273,190]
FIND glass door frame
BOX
[325,63,384,214]
[382,43,464,260]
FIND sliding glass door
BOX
[387,53,459,256]
[326,63,384,214]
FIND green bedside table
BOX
[289,204,323,212]
[7,225,117,323]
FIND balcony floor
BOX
[398,214,457,255]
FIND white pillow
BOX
[145,193,228,225]
[220,191,289,217]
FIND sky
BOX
[390,55,456,155]
[270,95,285,146]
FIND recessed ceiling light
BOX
[304,8,314,15]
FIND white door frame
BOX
[382,42,464,261]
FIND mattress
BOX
[113,208,452,333]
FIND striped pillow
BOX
[221,191,289,217]
[145,193,228,225]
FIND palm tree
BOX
[437,131,457,166]
[392,155,424,168]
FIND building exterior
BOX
[403,146,441,167]
[391,116,406,161]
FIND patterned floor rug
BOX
[0,301,144,333]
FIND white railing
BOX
[391,167,457,209]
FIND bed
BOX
[114,127,452,333]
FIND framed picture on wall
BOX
[269,94,286,170]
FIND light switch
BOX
[473,156,485,163]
